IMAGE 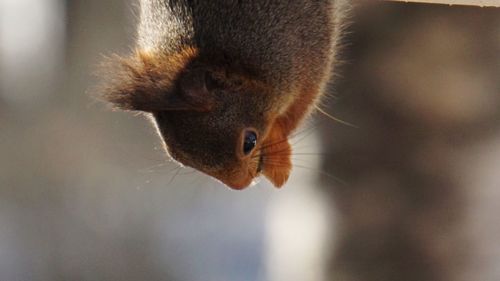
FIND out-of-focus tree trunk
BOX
[320,3,500,281]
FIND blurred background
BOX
[0,1,499,281]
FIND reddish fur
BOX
[100,0,341,189]
[260,83,320,187]
[101,47,199,111]
[102,45,322,189]
[277,82,321,136]
[261,121,292,188]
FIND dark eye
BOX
[204,71,220,91]
[243,130,257,155]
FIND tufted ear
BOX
[100,47,213,112]
[176,68,215,111]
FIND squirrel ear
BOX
[176,69,214,111]
[100,48,212,112]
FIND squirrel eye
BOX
[204,72,220,91]
[243,130,257,155]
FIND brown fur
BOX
[100,0,347,189]
[101,47,202,112]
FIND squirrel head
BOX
[101,48,292,189]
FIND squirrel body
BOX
[103,0,347,189]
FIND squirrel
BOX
[101,0,348,189]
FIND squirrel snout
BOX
[223,174,255,190]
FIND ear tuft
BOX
[178,69,215,111]
[97,47,200,112]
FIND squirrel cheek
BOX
[261,127,292,188]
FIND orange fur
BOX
[102,46,199,111]
[260,83,320,187]
[100,0,345,189]
[277,83,321,137]
[261,119,292,188]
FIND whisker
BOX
[290,125,322,146]
[179,169,198,176]
[137,161,172,173]
[258,121,322,150]
[259,137,289,150]
[167,166,182,185]
[255,152,331,159]
[315,105,358,128]
[289,120,323,139]
[293,164,347,185]
[262,161,346,185]
[255,144,304,159]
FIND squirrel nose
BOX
[224,175,254,190]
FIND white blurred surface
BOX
[0,0,65,105]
